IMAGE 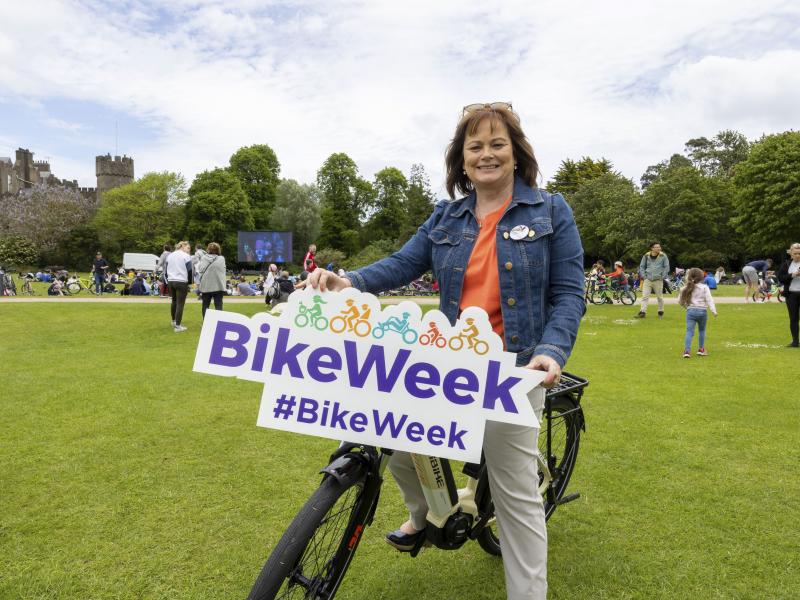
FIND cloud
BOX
[0,0,799,191]
[44,118,84,132]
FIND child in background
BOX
[678,267,718,358]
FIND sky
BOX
[2,0,799,196]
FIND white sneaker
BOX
[174,325,187,332]
[171,320,176,327]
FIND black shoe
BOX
[385,528,427,552]
[635,312,646,318]
[789,342,799,348]
[658,311,664,319]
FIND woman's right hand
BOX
[298,269,354,292]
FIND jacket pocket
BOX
[428,227,462,274]
[515,220,553,267]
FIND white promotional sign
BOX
[193,288,544,462]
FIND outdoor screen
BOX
[237,231,293,263]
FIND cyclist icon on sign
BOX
[372,311,418,344]
[295,295,329,330]
[449,317,489,355]
[330,299,372,337]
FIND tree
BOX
[685,130,750,178]
[185,168,254,263]
[271,179,321,263]
[570,173,641,262]
[316,153,372,256]
[545,157,614,198]
[346,239,400,270]
[229,144,281,229]
[0,184,99,253]
[640,154,692,189]
[731,131,800,255]
[92,172,187,261]
[398,163,435,243]
[0,235,38,267]
[640,163,737,266]
[362,167,408,246]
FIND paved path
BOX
[0,295,764,305]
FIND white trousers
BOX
[388,390,547,600]
[640,278,664,312]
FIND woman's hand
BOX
[525,354,562,389]
[297,269,354,292]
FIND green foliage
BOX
[314,247,346,271]
[732,131,800,255]
[570,173,641,262]
[185,168,254,263]
[40,225,102,270]
[362,167,408,246]
[640,154,692,189]
[0,235,38,267]
[317,153,373,256]
[545,156,614,198]
[640,164,737,266]
[271,179,321,263]
[229,144,281,229]
[346,239,400,270]
[685,130,750,178]
[92,172,187,262]
[398,164,435,243]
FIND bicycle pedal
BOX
[556,492,580,506]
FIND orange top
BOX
[460,196,512,340]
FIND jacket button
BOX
[511,335,519,344]
[528,230,535,237]
[507,297,516,306]
[503,232,509,239]
[505,262,513,270]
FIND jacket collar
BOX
[451,175,543,218]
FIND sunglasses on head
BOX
[461,102,519,121]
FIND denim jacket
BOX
[347,177,585,367]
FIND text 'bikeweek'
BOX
[209,322,523,412]
[192,289,542,462]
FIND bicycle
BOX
[18,273,35,295]
[247,373,587,600]
[448,332,489,355]
[590,280,636,305]
[66,274,99,295]
[752,281,784,303]
[295,302,330,330]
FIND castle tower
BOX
[96,154,134,200]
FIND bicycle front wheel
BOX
[620,290,636,305]
[248,474,367,600]
[589,290,606,305]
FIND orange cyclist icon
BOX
[449,317,489,355]
[419,321,447,348]
[330,298,371,337]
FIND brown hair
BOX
[678,268,705,308]
[444,106,538,199]
[207,242,221,255]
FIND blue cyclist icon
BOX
[372,311,418,344]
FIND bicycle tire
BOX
[67,282,81,294]
[248,474,367,600]
[620,290,636,305]
[589,290,606,305]
[476,394,582,556]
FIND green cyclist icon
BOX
[294,295,329,330]
[371,311,418,344]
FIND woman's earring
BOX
[514,163,518,170]
[462,169,467,175]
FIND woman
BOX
[776,242,800,348]
[165,240,192,332]
[198,242,227,319]
[306,103,584,599]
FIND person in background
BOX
[198,242,227,318]
[91,252,109,295]
[714,265,726,284]
[165,241,192,332]
[303,101,584,599]
[678,267,717,357]
[608,260,629,291]
[303,244,317,272]
[237,276,256,296]
[776,243,800,347]
[636,242,670,318]
[741,258,773,303]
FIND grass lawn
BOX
[1,300,798,599]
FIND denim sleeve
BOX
[533,193,586,367]
[346,204,440,293]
